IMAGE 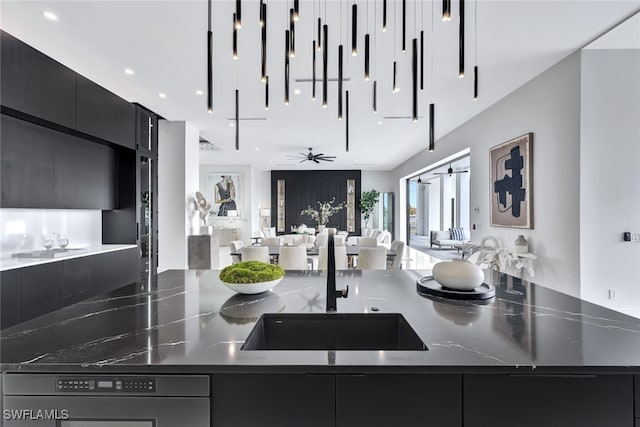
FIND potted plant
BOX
[359,189,380,229]
[300,197,346,232]
[219,261,285,294]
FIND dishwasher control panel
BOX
[56,377,156,393]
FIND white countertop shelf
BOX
[0,244,138,272]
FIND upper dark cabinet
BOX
[76,75,135,149]
[135,106,158,153]
[0,30,77,128]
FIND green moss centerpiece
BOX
[219,261,285,294]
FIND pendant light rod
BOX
[235,0,242,28]
[346,90,350,152]
[473,0,479,99]
[338,44,343,119]
[265,75,269,109]
[352,3,358,55]
[382,0,387,31]
[261,2,267,81]
[429,103,435,151]
[459,0,465,77]
[322,24,328,107]
[207,0,213,113]
[235,89,240,150]
[312,40,317,99]
[364,33,370,80]
[402,0,406,52]
[412,38,418,122]
[232,13,238,60]
[285,30,290,105]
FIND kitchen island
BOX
[2,269,639,426]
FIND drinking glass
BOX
[57,234,69,249]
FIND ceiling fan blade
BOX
[299,158,308,163]
[315,153,325,157]
[313,159,320,163]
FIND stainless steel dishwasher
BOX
[2,373,210,426]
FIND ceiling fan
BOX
[433,163,469,176]
[288,148,336,164]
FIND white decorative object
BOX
[432,259,484,291]
[220,278,283,295]
[514,235,528,254]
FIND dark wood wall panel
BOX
[270,170,361,235]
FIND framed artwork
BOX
[490,133,533,228]
[207,173,241,217]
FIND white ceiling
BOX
[1,1,639,171]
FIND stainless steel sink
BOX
[13,248,87,258]
[241,313,428,351]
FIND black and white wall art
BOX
[207,173,241,217]
[490,133,533,228]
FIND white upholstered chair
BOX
[278,246,310,270]
[357,247,387,270]
[358,237,378,247]
[240,246,270,263]
[318,246,349,270]
[262,227,276,238]
[261,237,282,246]
[229,240,244,264]
[316,233,329,247]
[387,240,405,270]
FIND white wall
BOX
[392,52,583,297]
[361,171,393,193]
[158,121,199,272]
[580,49,640,316]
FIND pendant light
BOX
[373,0,378,112]
[289,8,296,57]
[235,0,242,29]
[364,0,370,80]
[442,0,451,21]
[338,44,343,119]
[473,0,479,100]
[206,0,213,113]
[294,0,300,21]
[285,29,290,105]
[402,0,406,52]
[382,0,387,31]
[429,0,436,151]
[351,3,358,56]
[346,90,350,151]
[312,40,317,99]
[392,0,398,92]
[459,0,465,78]
[429,104,435,151]
[265,75,269,109]
[261,1,267,81]
[235,89,240,150]
[259,0,264,26]
[420,0,424,90]
[318,18,322,50]
[232,13,238,60]
[412,38,417,122]
[373,80,377,112]
[322,24,328,107]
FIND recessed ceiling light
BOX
[158,93,166,98]
[294,89,301,95]
[229,122,235,127]
[377,121,383,125]
[196,90,203,95]
[124,68,135,75]
[255,147,260,151]
[41,11,58,21]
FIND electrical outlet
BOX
[608,289,616,300]
[631,233,640,241]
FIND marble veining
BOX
[1,269,640,372]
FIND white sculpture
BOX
[195,191,213,226]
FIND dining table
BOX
[230,244,396,265]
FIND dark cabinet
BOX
[90,248,138,297]
[635,375,639,425]
[62,257,90,306]
[21,263,63,322]
[1,114,117,209]
[464,374,634,427]
[1,270,22,329]
[336,374,462,427]
[0,30,76,128]
[76,75,135,149]
[211,373,336,427]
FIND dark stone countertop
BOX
[1,269,640,373]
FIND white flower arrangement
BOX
[300,197,346,226]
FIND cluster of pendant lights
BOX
[206,0,479,152]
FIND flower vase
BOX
[317,225,326,234]
[514,235,528,254]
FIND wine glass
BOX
[57,234,70,250]
[42,237,54,251]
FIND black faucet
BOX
[326,233,349,312]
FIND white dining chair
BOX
[240,246,270,263]
[229,240,244,264]
[318,246,349,270]
[261,237,282,246]
[357,247,387,270]
[316,234,329,247]
[333,235,346,246]
[278,246,310,270]
[358,237,378,247]
[387,240,405,270]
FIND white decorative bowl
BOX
[221,277,283,295]
[432,259,484,291]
